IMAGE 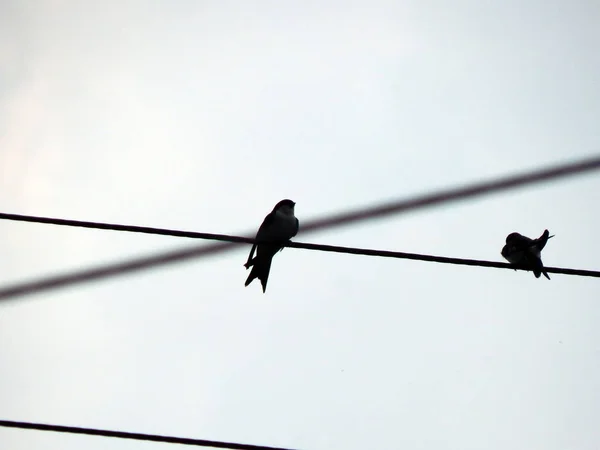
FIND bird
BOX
[501,229,554,279]
[244,199,299,292]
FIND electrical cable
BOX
[0,419,296,450]
[0,155,598,301]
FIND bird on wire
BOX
[244,199,299,292]
[501,229,554,279]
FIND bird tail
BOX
[542,270,551,280]
[531,257,550,280]
[244,255,273,293]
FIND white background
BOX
[1,1,599,449]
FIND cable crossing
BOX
[0,154,598,301]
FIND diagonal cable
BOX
[0,419,295,450]
[0,155,598,301]
[0,239,597,303]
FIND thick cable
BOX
[0,419,296,450]
[0,155,598,301]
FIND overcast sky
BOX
[1,1,600,449]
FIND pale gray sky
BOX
[1,1,599,449]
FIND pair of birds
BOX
[244,199,554,292]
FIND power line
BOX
[300,155,600,233]
[0,155,598,302]
[0,235,597,304]
[0,212,247,243]
[0,419,296,450]
[0,240,233,302]
[0,212,598,277]
[285,241,600,278]
[0,219,598,304]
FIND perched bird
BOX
[244,199,299,292]
[501,229,554,279]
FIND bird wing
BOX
[244,211,277,268]
[255,211,277,241]
[513,235,534,249]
